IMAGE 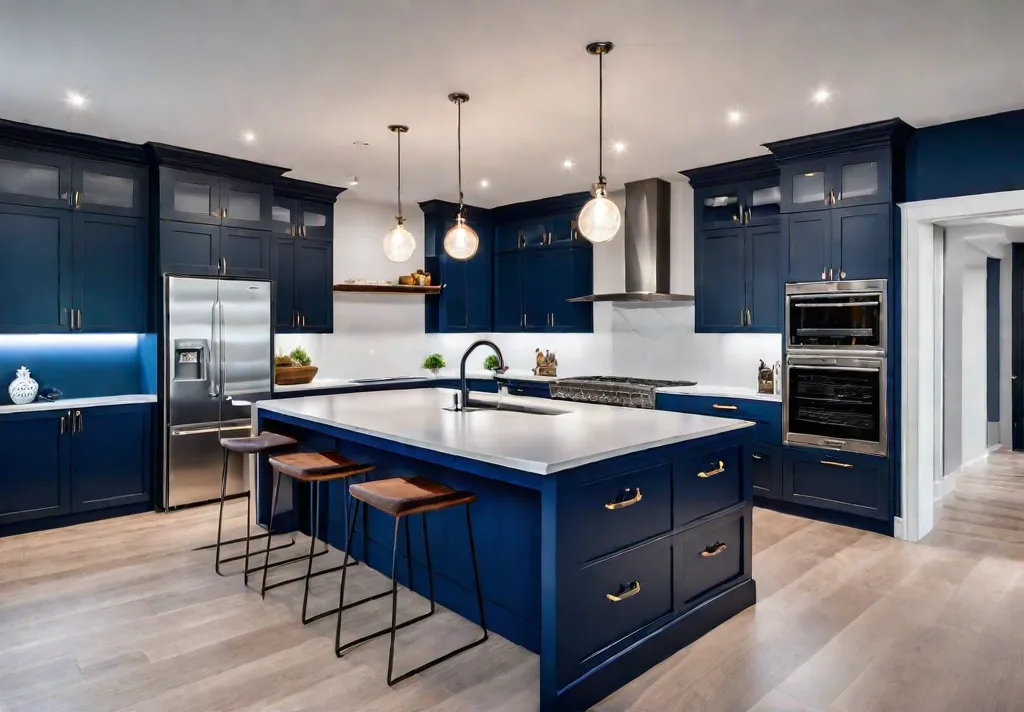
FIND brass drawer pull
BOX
[712,404,738,411]
[697,461,725,479]
[604,487,642,510]
[606,581,641,602]
[820,460,853,469]
[701,543,727,558]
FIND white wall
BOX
[942,232,963,476]
[1000,243,1013,446]
[961,264,988,464]
[281,182,780,386]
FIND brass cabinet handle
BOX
[839,270,846,279]
[830,188,837,205]
[701,543,727,558]
[222,207,228,219]
[751,453,763,460]
[745,308,751,327]
[698,460,725,478]
[570,220,578,240]
[289,224,295,237]
[75,309,82,330]
[604,487,643,510]
[712,404,738,411]
[301,225,307,238]
[606,581,641,602]
[829,267,833,281]
[820,459,853,469]
[745,207,752,223]
[75,410,83,433]
[821,267,827,280]
[60,413,66,434]
[301,315,306,327]
[72,190,81,209]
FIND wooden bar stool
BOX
[209,431,298,580]
[261,451,374,624]
[334,476,488,686]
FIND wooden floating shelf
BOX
[333,283,442,295]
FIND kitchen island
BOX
[254,388,756,711]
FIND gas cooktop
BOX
[549,376,698,409]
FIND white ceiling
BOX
[2,0,1024,208]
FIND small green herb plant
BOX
[483,354,500,371]
[422,353,446,372]
[289,345,312,367]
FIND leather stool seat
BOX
[349,476,476,517]
[269,452,374,481]
[220,431,297,454]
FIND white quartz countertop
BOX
[0,394,157,414]
[272,369,557,394]
[255,388,753,475]
[656,384,783,403]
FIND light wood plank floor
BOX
[2,453,1023,712]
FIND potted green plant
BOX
[422,353,446,377]
[483,354,501,372]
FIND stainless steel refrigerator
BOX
[163,275,273,509]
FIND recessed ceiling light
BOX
[727,110,743,125]
[65,90,87,109]
[812,87,831,104]
[348,176,359,186]
[479,179,489,188]
[352,140,371,147]
[612,141,626,153]
[241,131,256,143]
[563,159,574,169]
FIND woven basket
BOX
[275,365,318,386]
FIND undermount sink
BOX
[443,399,569,416]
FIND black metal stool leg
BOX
[334,499,362,652]
[300,481,320,622]
[404,516,413,590]
[214,447,230,576]
[386,516,402,684]
[386,504,489,686]
[243,488,252,585]
[422,514,436,615]
[260,470,282,598]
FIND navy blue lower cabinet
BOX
[0,204,73,333]
[502,379,552,399]
[832,203,890,281]
[695,227,746,332]
[159,220,221,276]
[674,447,743,527]
[0,410,70,524]
[255,409,755,712]
[73,213,148,333]
[71,404,151,512]
[220,226,271,279]
[782,447,890,521]
[750,445,783,500]
[656,394,782,446]
[745,225,783,332]
[784,210,830,282]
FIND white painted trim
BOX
[935,471,958,501]
[893,516,905,540]
[900,189,1024,541]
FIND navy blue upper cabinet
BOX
[271,196,297,235]
[779,160,831,213]
[547,211,582,244]
[70,404,151,512]
[832,204,891,280]
[220,177,273,230]
[830,149,891,209]
[685,157,781,230]
[421,201,493,333]
[72,159,147,217]
[744,176,783,226]
[220,226,271,279]
[0,146,73,210]
[298,200,333,241]
[493,252,524,331]
[784,210,831,282]
[272,235,297,331]
[694,183,744,228]
[546,248,593,331]
[695,227,746,332]
[73,213,148,332]
[0,204,73,333]
[294,239,334,331]
[160,220,221,277]
[158,168,223,225]
[0,410,70,524]
[745,225,783,332]
[523,251,550,331]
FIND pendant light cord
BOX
[457,98,465,211]
[396,129,403,221]
[598,51,605,185]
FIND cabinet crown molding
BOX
[681,155,778,188]
[274,176,345,203]
[763,118,915,163]
[0,118,146,164]
[145,142,288,182]
[491,191,591,222]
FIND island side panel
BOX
[542,428,757,712]
[256,411,543,654]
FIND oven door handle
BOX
[787,364,880,373]
[792,300,880,308]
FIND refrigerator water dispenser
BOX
[174,339,208,381]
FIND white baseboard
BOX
[934,471,958,502]
[893,516,905,540]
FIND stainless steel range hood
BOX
[569,177,694,304]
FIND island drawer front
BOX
[562,538,674,676]
[674,446,742,527]
[675,507,749,607]
[566,463,672,563]
[657,394,781,445]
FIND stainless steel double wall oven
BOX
[784,279,887,456]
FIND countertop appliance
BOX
[550,376,698,409]
[786,279,886,353]
[163,275,272,509]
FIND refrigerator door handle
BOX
[219,299,227,404]
[208,300,220,398]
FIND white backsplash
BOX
[278,191,780,386]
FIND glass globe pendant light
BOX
[577,41,621,244]
[382,124,416,262]
[443,92,479,260]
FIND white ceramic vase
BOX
[8,366,39,405]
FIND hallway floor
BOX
[1,488,1023,711]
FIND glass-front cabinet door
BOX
[0,147,72,210]
[744,177,781,225]
[72,159,147,217]
[830,149,890,208]
[781,161,830,213]
[220,178,272,230]
[298,200,333,241]
[695,184,743,228]
[271,197,297,235]
[158,168,221,225]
